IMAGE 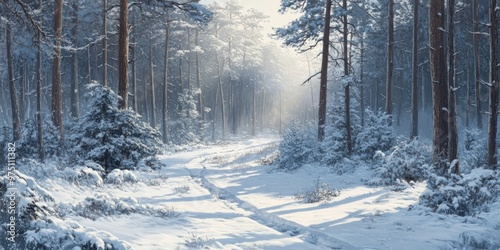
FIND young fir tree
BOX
[68,83,163,173]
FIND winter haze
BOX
[0,0,499,249]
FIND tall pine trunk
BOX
[6,13,21,141]
[52,0,64,139]
[195,29,203,121]
[360,31,365,128]
[37,30,45,161]
[149,34,156,128]
[131,13,138,112]
[163,22,170,143]
[102,0,108,86]
[70,0,80,118]
[317,0,332,141]
[410,0,419,139]
[343,0,353,154]
[19,65,25,123]
[473,0,482,129]
[447,0,459,169]
[118,0,129,109]
[429,0,449,171]
[215,25,225,139]
[487,0,498,168]
[386,0,394,126]
[252,71,256,136]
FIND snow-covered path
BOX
[47,136,499,249]
[63,136,342,249]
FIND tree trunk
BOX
[71,0,80,118]
[376,79,380,110]
[143,68,149,122]
[386,0,394,126]
[187,29,191,91]
[19,65,25,123]
[131,13,138,112]
[473,0,482,129]
[214,25,225,139]
[487,0,498,168]
[252,72,256,136]
[212,86,219,141]
[421,66,425,112]
[87,45,92,83]
[52,0,64,139]
[447,0,458,167]
[118,0,129,109]
[149,34,156,128]
[466,50,471,128]
[343,0,353,154]
[102,0,108,86]
[360,31,365,128]
[228,40,237,135]
[410,0,419,139]
[178,41,183,93]
[195,29,203,121]
[163,21,170,143]
[260,91,265,131]
[429,0,448,171]
[6,13,21,141]
[317,0,332,141]
[37,30,45,161]
[279,89,282,135]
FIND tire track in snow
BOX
[184,141,359,250]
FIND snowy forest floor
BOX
[37,135,500,249]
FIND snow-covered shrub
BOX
[73,193,179,220]
[75,194,138,220]
[460,128,486,173]
[277,122,316,171]
[144,172,169,186]
[62,162,105,187]
[174,185,190,194]
[0,126,12,165]
[16,119,62,159]
[419,168,500,216]
[104,169,139,184]
[457,230,500,249]
[170,89,205,145]
[0,171,130,249]
[25,217,132,250]
[184,233,214,249]
[330,157,361,175]
[68,83,163,173]
[294,178,340,203]
[259,150,279,165]
[355,109,396,160]
[321,96,361,166]
[370,139,431,186]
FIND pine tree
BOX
[52,0,64,139]
[429,0,448,171]
[487,0,498,168]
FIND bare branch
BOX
[301,71,321,86]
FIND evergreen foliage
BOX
[420,169,500,216]
[16,119,61,159]
[371,139,431,186]
[67,83,163,173]
[170,89,205,145]
[277,122,316,171]
[355,109,396,160]
[0,170,131,249]
[321,96,361,165]
[0,127,12,165]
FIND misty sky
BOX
[199,0,297,36]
